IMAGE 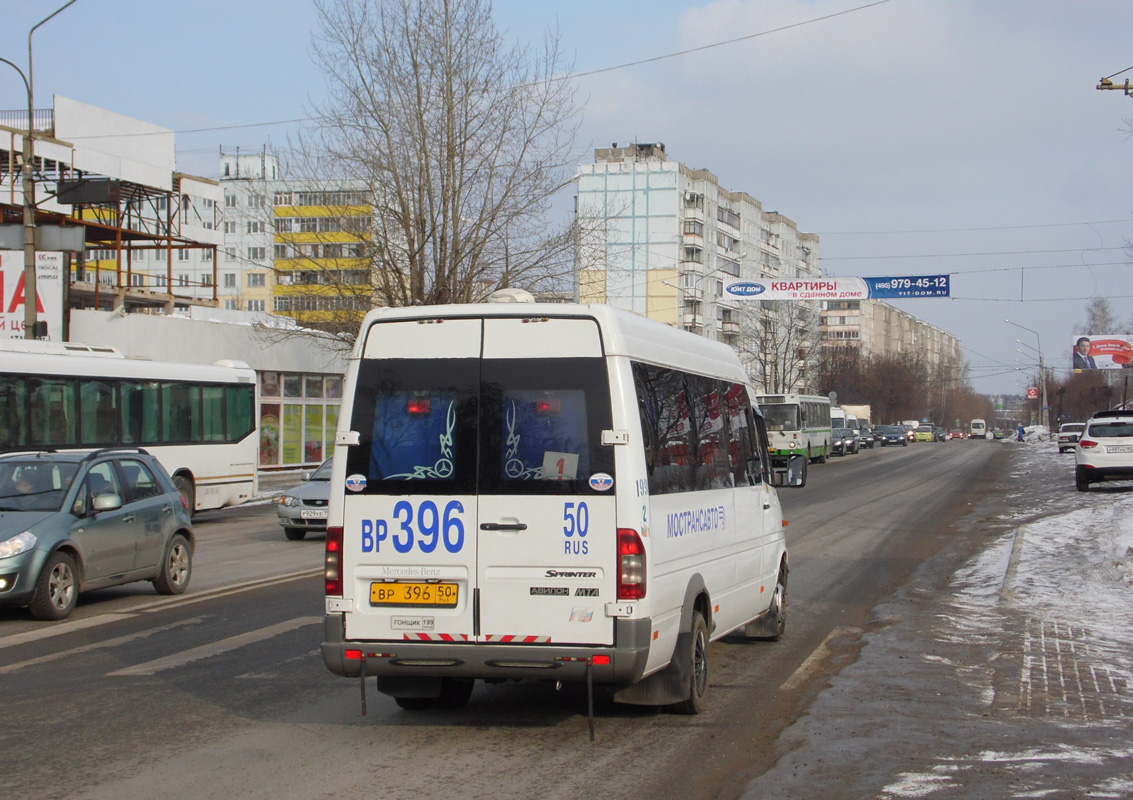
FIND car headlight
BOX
[0,532,37,559]
[788,440,798,449]
[279,495,300,507]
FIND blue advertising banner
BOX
[723,274,950,301]
[864,275,950,299]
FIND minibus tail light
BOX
[326,526,344,597]
[617,528,646,600]
[407,398,432,416]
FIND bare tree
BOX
[294,0,582,314]
[736,299,822,394]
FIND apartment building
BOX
[218,150,371,326]
[821,298,963,376]
[573,142,821,391]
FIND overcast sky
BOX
[3,0,1130,395]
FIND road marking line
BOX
[0,613,137,651]
[780,626,861,692]
[106,616,322,676]
[0,617,207,675]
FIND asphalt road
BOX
[0,440,1003,800]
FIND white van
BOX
[321,297,803,714]
[970,419,987,439]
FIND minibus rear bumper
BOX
[321,613,652,686]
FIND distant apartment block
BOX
[821,298,963,375]
[573,142,821,390]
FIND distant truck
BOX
[841,404,872,429]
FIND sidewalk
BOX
[740,440,1133,799]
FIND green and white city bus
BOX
[755,393,832,465]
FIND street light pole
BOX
[14,0,82,340]
[1006,319,1048,433]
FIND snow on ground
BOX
[743,435,1133,800]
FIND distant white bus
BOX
[0,339,258,512]
[757,393,833,464]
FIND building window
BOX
[716,206,740,228]
[225,194,236,208]
[683,220,703,236]
[225,299,238,310]
[248,195,265,208]
[154,275,167,287]
[224,248,236,261]
[177,249,190,261]
[202,250,213,262]
[201,274,213,287]
[247,220,266,234]
[247,299,265,312]
[223,273,237,288]
[248,273,266,288]
[177,274,190,286]
[224,221,237,234]
[248,247,266,261]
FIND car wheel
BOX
[1075,466,1091,492]
[153,534,192,595]
[758,565,787,641]
[174,475,195,515]
[284,527,307,541]
[670,610,709,715]
[29,551,79,621]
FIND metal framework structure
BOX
[1,113,219,320]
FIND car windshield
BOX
[1061,424,1084,433]
[917,426,933,432]
[310,459,333,481]
[0,459,80,512]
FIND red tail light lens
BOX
[1080,439,1099,449]
[617,528,646,600]
[535,397,562,414]
[407,398,431,416]
[325,526,344,597]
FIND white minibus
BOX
[970,418,987,439]
[321,295,803,714]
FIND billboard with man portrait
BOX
[1071,335,1133,370]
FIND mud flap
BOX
[613,627,693,706]
[376,675,445,699]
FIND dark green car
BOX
[0,449,194,620]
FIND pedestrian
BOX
[1017,424,1025,442]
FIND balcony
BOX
[682,313,705,328]
[721,320,741,335]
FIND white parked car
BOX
[1057,422,1085,454]
[1074,412,1133,491]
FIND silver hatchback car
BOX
[0,448,194,620]
[277,458,331,540]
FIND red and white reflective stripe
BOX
[483,634,552,643]
[401,633,470,641]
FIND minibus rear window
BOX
[346,356,613,496]
[346,359,478,494]
[479,358,614,496]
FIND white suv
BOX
[1075,411,1133,491]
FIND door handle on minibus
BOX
[480,522,528,531]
